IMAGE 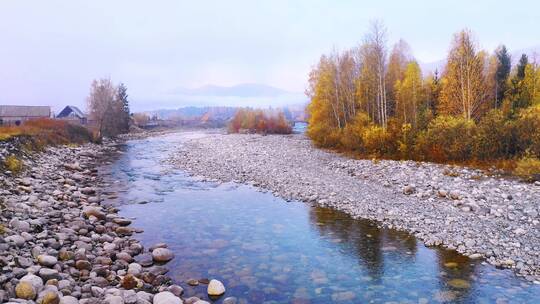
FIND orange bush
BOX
[228,109,292,134]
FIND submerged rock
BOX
[152,248,174,263]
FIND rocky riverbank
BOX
[170,132,540,283]
[0,139,224,303]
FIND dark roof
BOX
[57,105,86,118]
[0,105,51,117]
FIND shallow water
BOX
[100,132,540,303]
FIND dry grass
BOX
[0,118,95,148]
[4,155,23,174]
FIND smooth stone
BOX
[120,274,139,290]
[41,291,61,304]
[16,281,36,300]
[38,255,58,267]
[39,268,61,281]
[75,260,92,271]
[152,248,174,263]
[106,295,125,304]
[60,295,79,304]
[20,273,44,293]
[82,206,106,220]
[60,296,79,304]
[167,285,184,297]
[6,234,26,247]
[153,291,182,304]
[207,279,226,296]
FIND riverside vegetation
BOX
[227,108,292,134]
[306,23,540,180]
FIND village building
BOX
[56,105,87,124]
[0,105,51,126]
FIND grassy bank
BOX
[0,119,96,174]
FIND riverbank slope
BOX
[0,140,188,303]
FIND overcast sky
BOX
[0,0,538,112]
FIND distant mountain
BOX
[172,83,293,98]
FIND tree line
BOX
[87,78,131,138]
[307,22,540,179]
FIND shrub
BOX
[514,105,540,157]
[397,123,414,159]
[514,154,540,181]
[362,125,394,157]
[414,115,476,162]
[4,155,23,174]
[339,112,370,151]
[228,108,292,135]
[473,109,515,159]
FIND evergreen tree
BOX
[116,83,130,133]
[495,45,511,107]
[517,54,528,80]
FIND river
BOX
[98,131,540,303]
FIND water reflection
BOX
[100,132,540,303]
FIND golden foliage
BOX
[414,115,476,161]
[513,105,540,156]
[439,30,489,121]
[305,26,540,176]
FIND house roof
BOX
[57,105,86,118]
[0,105,51,117]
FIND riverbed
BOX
[100,131,540,303]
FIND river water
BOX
[99,132,540,303]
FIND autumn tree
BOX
[395,61,423,127]
[365,20,389,129]
[306,55,343,145]
[439,30,489,121]
[386,39,412,116]
[522,61,540,106]
[87,78,126,138]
